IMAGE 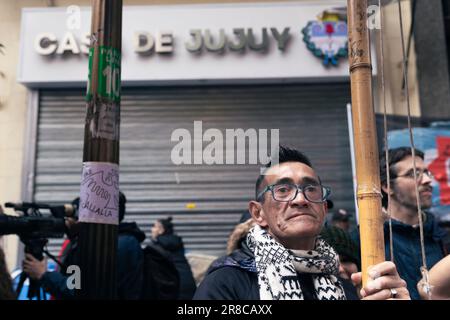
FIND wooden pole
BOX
[346,0,385,286]
[77,0,122,299]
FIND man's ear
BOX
[248,201,268,227]
[381,183,393,195]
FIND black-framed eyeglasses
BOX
[257,183,331,203]
[394,169,434,181]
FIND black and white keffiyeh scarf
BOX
[246,225,347,300]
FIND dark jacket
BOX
[154,234,197,300]
[40,239,80,299]
[351,212,447,300]
[193,241,359,300]
[40,222,146,300]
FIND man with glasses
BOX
[194,146,409,300]
[352,147,447,300]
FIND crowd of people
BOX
[0,145,449,300]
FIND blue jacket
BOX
[351,212,447,300]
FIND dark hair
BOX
[379,147,424,208]
[0,247,16,300]
[255,145,314,201]
[71,197,80,209]
[320,226,360,270]
[118,191,127,222]
[159,216,174,235]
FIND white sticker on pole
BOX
[79,162,119,225]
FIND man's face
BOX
[391,155,433,210]
[253,162,327,247]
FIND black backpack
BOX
[141,244,180,300]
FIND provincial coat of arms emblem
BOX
[302,11,348,67]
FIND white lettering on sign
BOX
[35,32,90,55]
[156,31,174,53]
[56,32,80,55]
[133,31,155,53]
[79,162,119,225]
[34,28,291,56]
[184,27,291,53]
[133,31,174,54]
[80,33,91,54]
[34,33,58,55]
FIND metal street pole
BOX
[77,0,123,299]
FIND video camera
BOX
[4,201,77,218]
[0,201,78,299]
[0,202,77,240]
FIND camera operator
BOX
[22,222,80,299]
[22,254,47,283]
[22,209,81,299]
[21,192,146,299]
[20,196,81,299]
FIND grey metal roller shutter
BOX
[34,83,353,256]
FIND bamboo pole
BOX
[346,0,385,286]
[77,0,122,299]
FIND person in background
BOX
[320,226,360,281]
[330,209,352,232]
[352,147,447,300]
[0,244,16,300]
[0,204,15,300]
[151,216,196,300]
[226,211,255,255]
[437,220,450,255]
[116,192,146,299]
